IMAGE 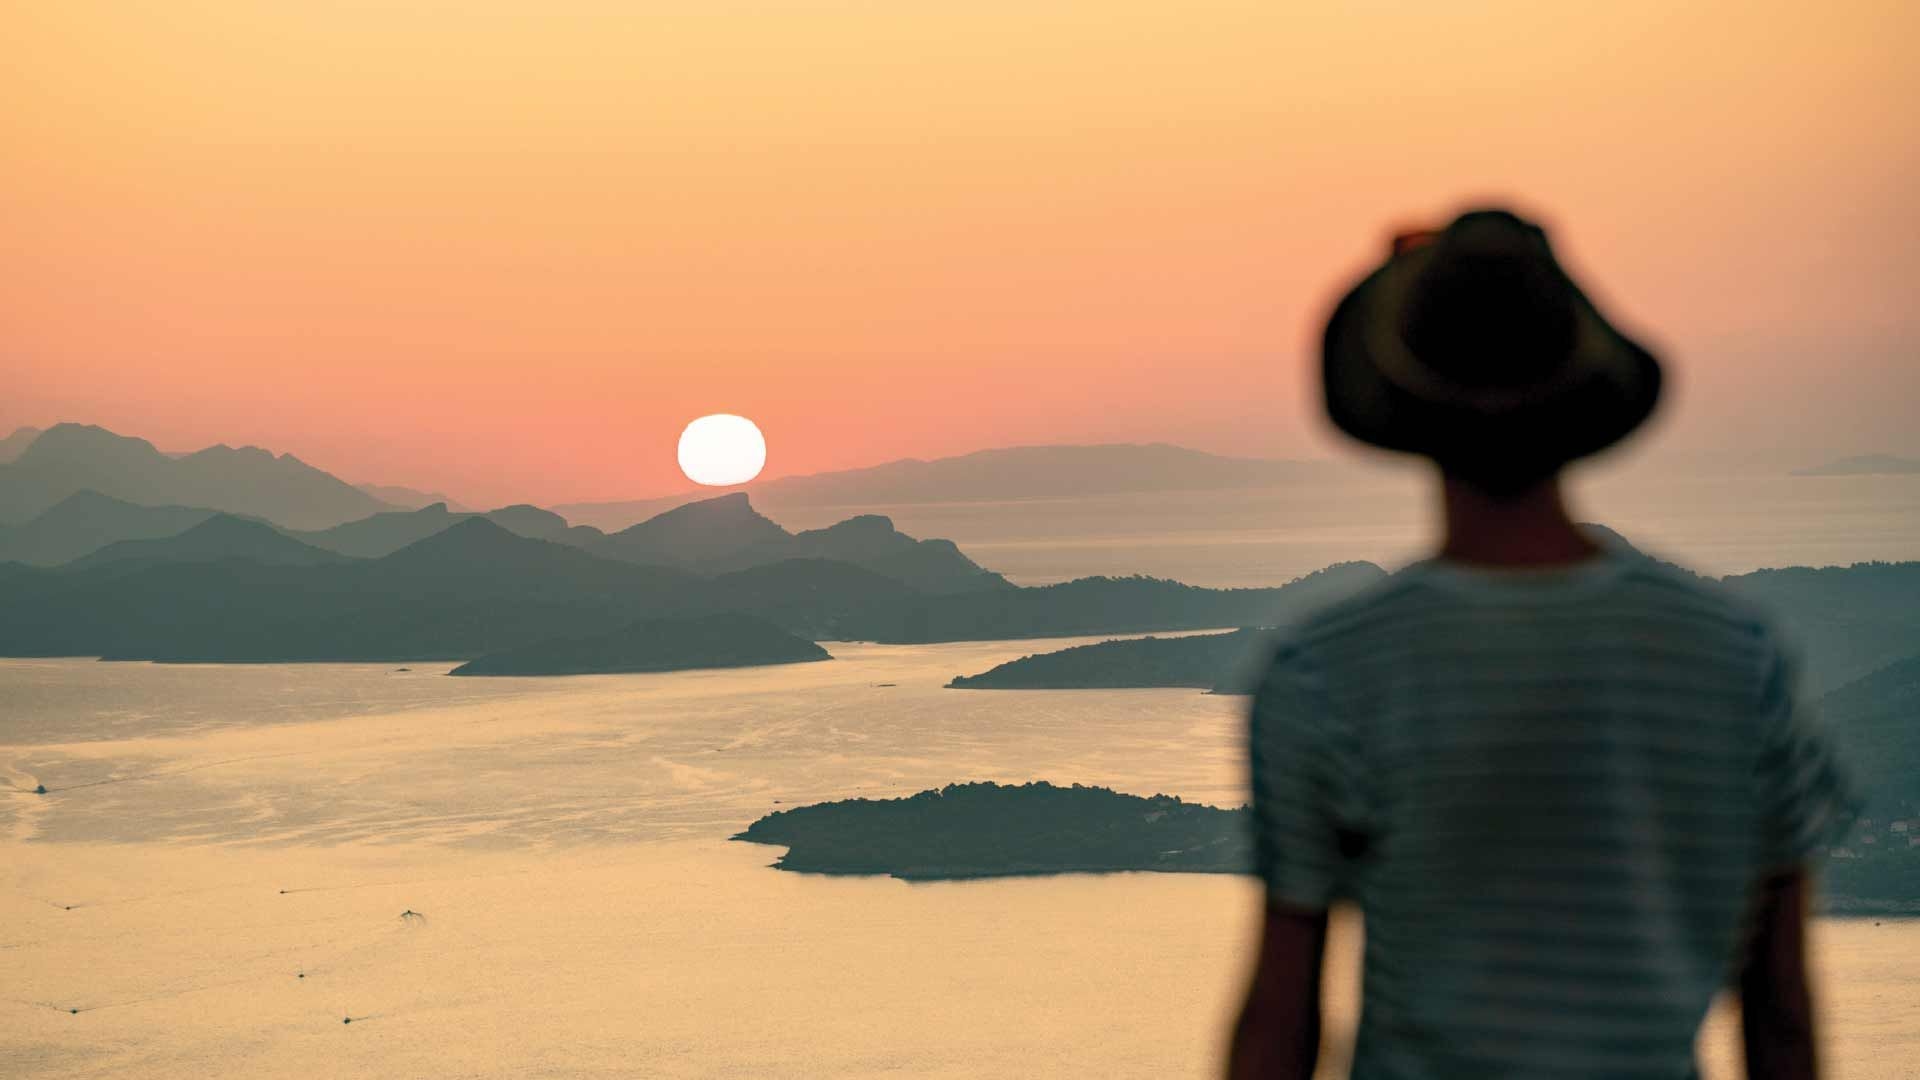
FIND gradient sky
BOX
[3,1,1915,505]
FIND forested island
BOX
[732,781,1252,880]
[449,612,829,676]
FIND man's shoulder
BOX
[1264,569,1440,669]
[1610,554,1781,642]
[1276,550,1782,658]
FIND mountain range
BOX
[0,423,393,530]
[0,508,1381,662]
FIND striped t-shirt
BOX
[1248,544,1855,1079]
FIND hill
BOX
[732,781,1250,879]
[697,510,1009,594]
[590,492,790,566]
[67,514,349,570]
[1723,562,1920,692]
[1823,654,1920,819]
[354,482,471,512]
[0,490,220,566]
[295,502,607,558]
[0,518,696,662]
[591,493,1006,594]
[450,612,830,676]
[1813,655,1920,912]
[555,443,1324,530]
[0,423,392,529]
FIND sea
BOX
[5,473,1920,1078]
[3,647,1916,1078]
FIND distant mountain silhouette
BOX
[702,511,1009,594]
[590,493,1005,593]
[733,781,1250,879]
[450,612,830,676]
[1794,454,1920,477]
[0,512,1388,662]
[0,423,393,529]
[590,492,791,565]
[355,482,472,512]
[0,518,695,662]
[293,502,605,558]
[555,443,1325,529]
[0,426,42,464]
[67,514,349,571]
[481,503,604,546]
[294,502,470,557]
[0,490,220,566]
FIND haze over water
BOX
[4,634,1916,1077]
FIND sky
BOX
[2,1,1916,506]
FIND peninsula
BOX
[948,628,1273,692]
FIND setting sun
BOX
[677,414,767,487]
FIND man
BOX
[1229,210,1855,1079]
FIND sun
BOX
[677,414,767,486]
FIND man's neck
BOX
[1437,470,1601,568]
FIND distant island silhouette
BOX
[949,628,1273,692]
[1794,454,1920,477]
[733,781,1251,880]
[450,612,829,676]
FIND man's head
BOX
[1321,209,1661,495]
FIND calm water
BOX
[3,651,1915,1078]
[767,467,1920,585]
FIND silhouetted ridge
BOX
[0,490,218,566]
[0,425,41,464]
[592,491,790,566]
[70,514,347,570]
[0,421,391,529]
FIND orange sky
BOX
[2,1,1915,505]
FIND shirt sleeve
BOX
[1247,642,1368,910]
[1754,640,1859,871]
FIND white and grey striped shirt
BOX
[1249,544,1854,1079]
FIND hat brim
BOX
[1321,253,1662,473]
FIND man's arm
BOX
[1740,871,1818,1080]
[1227,902,1328,1080]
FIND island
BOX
[731,780,1252,879]
[1794,454,1920,477]
[448,612,830,676]
[948,628,1274,692]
